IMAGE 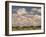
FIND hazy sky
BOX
[12,6,41,15]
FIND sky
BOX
[12,6,41,15]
